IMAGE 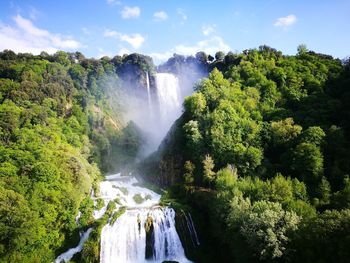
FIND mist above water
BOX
[122,71,194,156]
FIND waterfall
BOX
[146,71,153,121]
[98,174,191,263]
[55,228,92,263]
[146,71,153,116]
[101,207,188,263]
[184,212,200,247]
[155,73,181,137]
[128,72,183,154]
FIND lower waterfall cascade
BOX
[56,173,196,263]
[98,174,192,263]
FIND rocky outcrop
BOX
[175,211,200,260]
[117,53,157,98]
[145,215,155,259]
[140,116,188,187]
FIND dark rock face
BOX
[145,215,155,259]
[159,154,183,187]
[116,53,157,98]
[175,211,200,261]
[140,116,187,187]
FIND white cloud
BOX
[97,48,113,58]
[104,29,145,49]
[121,6,140,19]
[274,14,297,27]
[153,11,168,21]
[149,51,173,63]
[118,47,130,56]
[174,36,230,56]
[150,36,230,64]
[202,24,216,36]
[0,15,81,54]
[14,15,48,37]
[177,8,187,22]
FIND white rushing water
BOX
[127,72,182,154]
[184,212,200,247]
[155,73,181,138]
[146,71,152,115]
[98,173,191,263]
[55,228,92,263]
[56,173,191,263]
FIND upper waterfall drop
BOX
[146,71,152,114]
[155,73,181,136]
[130,72,183,154]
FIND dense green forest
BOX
[0,50,150,262]
[0,46,350,263]
[145,46,350,262]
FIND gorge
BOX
[55,68,199,263]
[1,49,350,263]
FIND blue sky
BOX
[0,0,349,63]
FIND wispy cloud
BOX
[104,29,145,49]
[202,24,216,36]
[121,6,140,19]
[149,51,173,63]
[153,11,168,21]
[106,0,121,6]
[117,47,130,56]
[0,15,81,54]
[175,36,230,56]
[97,47,113,58]
[274,14,297,27]
[29,6,41,20]
[177,8,187,23]
[81,27,90,35]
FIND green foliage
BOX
[155,46,350,262]
[183,92,206,118]
[80,201,118,263]
[110,206,126,225]
[117,186,129,196]
[133,194,145,204]
[215,165,238,192]
[95,198,105,210]
[2,46,350,262]
[297,44,308,55]
[183,120,203,152]
[79,197,95,228]
[300,126,325,145]
[0,50,146,262]
[215,51,225,61]
[291,209,350,262]
[270,118,302,146]
[203,154,215,185]
[227,198,300,261]
[183,160,195,187]
[290,142,324,197]
[332,176,350,209]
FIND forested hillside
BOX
[1,46,349,263]
[146,46,350,262]
[0,50,151,262]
